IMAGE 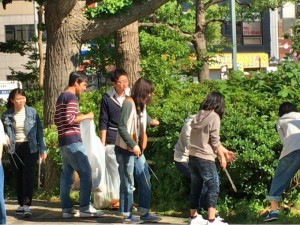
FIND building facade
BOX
[0,1,35,80]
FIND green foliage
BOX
[143,61,300,214]
[44,125,60,166]
[85,0,133,18]
[0,40,33,56]
[0,39,41,89]
[4,60,300,221]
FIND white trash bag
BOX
[80,120,119,209]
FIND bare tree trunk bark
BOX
[115,21,141,86]
[43,1,85,189]
[37,4,44,89]
[44,2,84,127]
[192,0,210,82]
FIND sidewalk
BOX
[5,200,294,225]
[5,199,188,225]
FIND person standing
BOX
[115,77,161,224]
[263,102,300,222]
[54,71,103,218]
[188,91,235,225]
[0,120,6,225]
[99,69,130,208]
[1,88,47,218]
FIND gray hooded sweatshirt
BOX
[189,110,221,162]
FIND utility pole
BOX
[231,0,237,70]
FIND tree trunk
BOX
[192,0,209,82]
[43,1,86,189]
[115,21,141,86]
[37,4,44,89]
[44,2,85,127]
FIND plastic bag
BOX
[80,120,120,209]
[80,120,105,190]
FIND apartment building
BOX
[0,0,35,80]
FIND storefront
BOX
[209,52,269,79]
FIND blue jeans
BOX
[189,156,219,209]
[0,163,6,225]
[267,149,300,202]
[115,146,151,215]
[59,142,92,212]
[175,161,209,211]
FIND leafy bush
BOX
[4,61,300,218]
[143,61,300,213]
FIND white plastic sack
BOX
[80,120,105,190]
[80,120,120,209]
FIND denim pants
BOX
[115,146,151,215]
[0,163,6,225]
[10,142,38,206]
[267,149,300,202]
[189,156,219,209]
[59,142,92,212]
[175,161,209,211]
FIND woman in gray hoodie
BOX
[188,91,234,225]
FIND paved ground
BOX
[5,200,295,225]
[5,199,188,225]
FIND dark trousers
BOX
[10,142,38,206]
[189,156,219,209]
[175,161,209,211]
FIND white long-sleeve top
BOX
[276,112,300,159]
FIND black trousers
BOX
[10,142,38,206]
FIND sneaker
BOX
[80,205,104,218]
[62,209,80,218]
[207,219,228,225]
[123,215,144,224]
[189,215,207,225]
[23,205,32,218]
[15,206,24,215]
[263,210,279,222]
[140,213,161,222]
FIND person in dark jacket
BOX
[98,69,130,208]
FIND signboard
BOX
[209,52,269,69]
[0,81,22,101]
[243,22,261,36]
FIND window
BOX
[222,21,263,45]
[5,25,35,42]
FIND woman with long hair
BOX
[115,78,161,224]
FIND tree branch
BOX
[81,0,170,41]
[139,22,192,38]
[206,18,226,26]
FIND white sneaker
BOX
[15,206,24,215]
[62,209,80,218]
[23,205,32,218]
[189,215,208,225]
[80,205,104,218]
[207,218,228,225]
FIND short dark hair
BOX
[200,91,225,118]
[68,71,88,87]
[278,102,297,117]
[110,69,128,83]
[7,88,26,109]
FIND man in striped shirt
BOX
[54,71,103,218]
